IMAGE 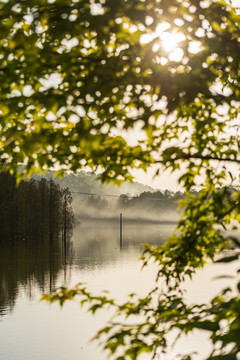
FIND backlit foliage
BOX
[1,0,240,359]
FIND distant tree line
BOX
[118,190,185,208]
[0,172,74,244]
[74,188,237,222]
[73,189,187,221]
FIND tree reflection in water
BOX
[0,172,75,317]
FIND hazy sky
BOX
[232,0,240,6]
[131,166,181,191]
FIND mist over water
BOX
[72,194,181,223]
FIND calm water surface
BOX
[0,221,239,360]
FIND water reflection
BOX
[1,221,238,360]
[0,241,62,317]
[0,220,175,360]
[0,220,175,318]
[70,220,173,267]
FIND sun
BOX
[140,21,202,63]
[160,32,185,61]
[140,22,186,62]
[160,31,185,52]
[155,23,186,62]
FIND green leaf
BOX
[215,254,239,263]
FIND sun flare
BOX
[160,31,185,52]
[140,21,203,62]
[140,22,186,62]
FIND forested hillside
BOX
[33,170,156,196]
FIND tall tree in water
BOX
[61,187,74,261]
[0,0,240,359]
[0,172,16,243]
[0,173,74,244]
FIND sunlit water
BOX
[0,220,239,360]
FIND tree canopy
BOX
[1,0,239,182]
[1,0,240,359]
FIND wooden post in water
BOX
[120,213,123,250]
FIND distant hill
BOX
[33,170,156,196]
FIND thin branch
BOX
[155,154,240,164]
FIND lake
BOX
[0,220,239,360]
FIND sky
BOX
[232,0,240,6]
[132,166,182,191]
